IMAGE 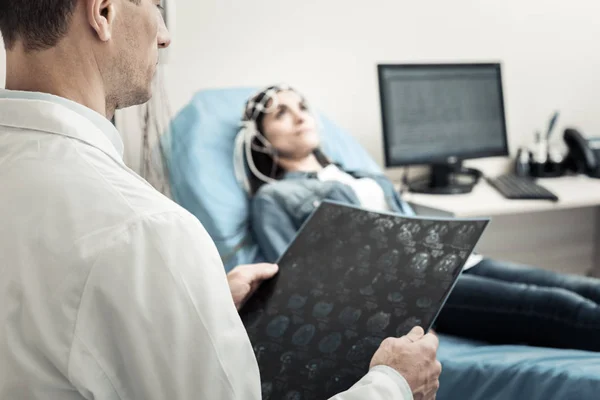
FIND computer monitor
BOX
[377,63,509,194]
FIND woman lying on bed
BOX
[233,84,600,351]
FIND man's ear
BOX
[87,0,115,42]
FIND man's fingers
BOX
[239,263,279,283]
[435,361,442,376]
[405,326,425,342]
[420,332,440,350]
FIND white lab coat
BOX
[0,91,412,400]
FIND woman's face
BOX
[260,90,320,159]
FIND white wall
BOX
[158,0,600,176]
[3,1,600,174]
[0,41,5,86]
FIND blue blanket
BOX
[438,334,600,399]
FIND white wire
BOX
[233,124,251,193]
[245,136,277,186]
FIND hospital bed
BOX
[162,87,600,400]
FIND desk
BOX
[403,175,600,276]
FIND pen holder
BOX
[529,161,566,178]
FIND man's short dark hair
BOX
[0,0,78,51]
[0,0,141,52]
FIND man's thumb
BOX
[250,263,279,281]
[405,326,425,342]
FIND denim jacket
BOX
[250,169,414,263]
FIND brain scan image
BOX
[323,205,344,222]
[326,372,349,394]
[356,244,372,267]
[396,317,423,337]
[424,224,449,245]
[266,316,290,338]
[431,249,444,258]
[306,230,322,245]
[320,222,338,238]
[240,203,488,399]
[397,225,413,243]
[369,229,389,248]
[394,308,408,317]
[346,337,381,363]
[409,252,431,274]
[244,309,264,329]
[356,267,370,278]
[289,261,300,271]
[404,246,416,255]
[424,229,440,245]
[311,263,330,283]
[304,359,335,380]
[261,382,273,400]
[331,255,345,270]
[283,390,302,400]
[359,284,375,296]
[288,294,308,310]
[375,218,395,230]
[387,291,404,304]
[344,330,359,340]
[457,224,475,236]
[305,254,318,269]
[453,224,476,247]
[253,343,269,362]
[397,222,421,243]
[376,249,401,272]
[279,351,296,374]
[353,211,370,225]
[292,324,317,346]
[266,306,280,317]
[439,279,452,291]
[370,218,394,245]
[305,360,321,380]
[318,332,343,354]
[433,253,460,279]
[312,301,334,319]
[411,278,426,288]
[253,342,282,362]
[332,238,345,252]
[349,229,364,244]
[367,311,391,334]
[339,306,362,326]
[416,297,433,309]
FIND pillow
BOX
[164,87,381,271]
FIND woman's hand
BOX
[227,263,279,310]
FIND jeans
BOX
[435,258,600,351]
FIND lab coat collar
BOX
[0,90,125,164]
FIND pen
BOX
[547,111,559,140]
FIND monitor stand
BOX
[408,161,482,195]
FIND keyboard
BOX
[486,174,559,201]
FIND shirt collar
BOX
[0,89,124,159]
[282,170,317,180]
[282,163,346,180]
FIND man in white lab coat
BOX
[0,1,441,399]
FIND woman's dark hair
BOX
[248,110,330,195]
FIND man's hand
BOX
[370,326,442,400]
[227,263,279,310]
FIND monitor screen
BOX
[378,63,509,167]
